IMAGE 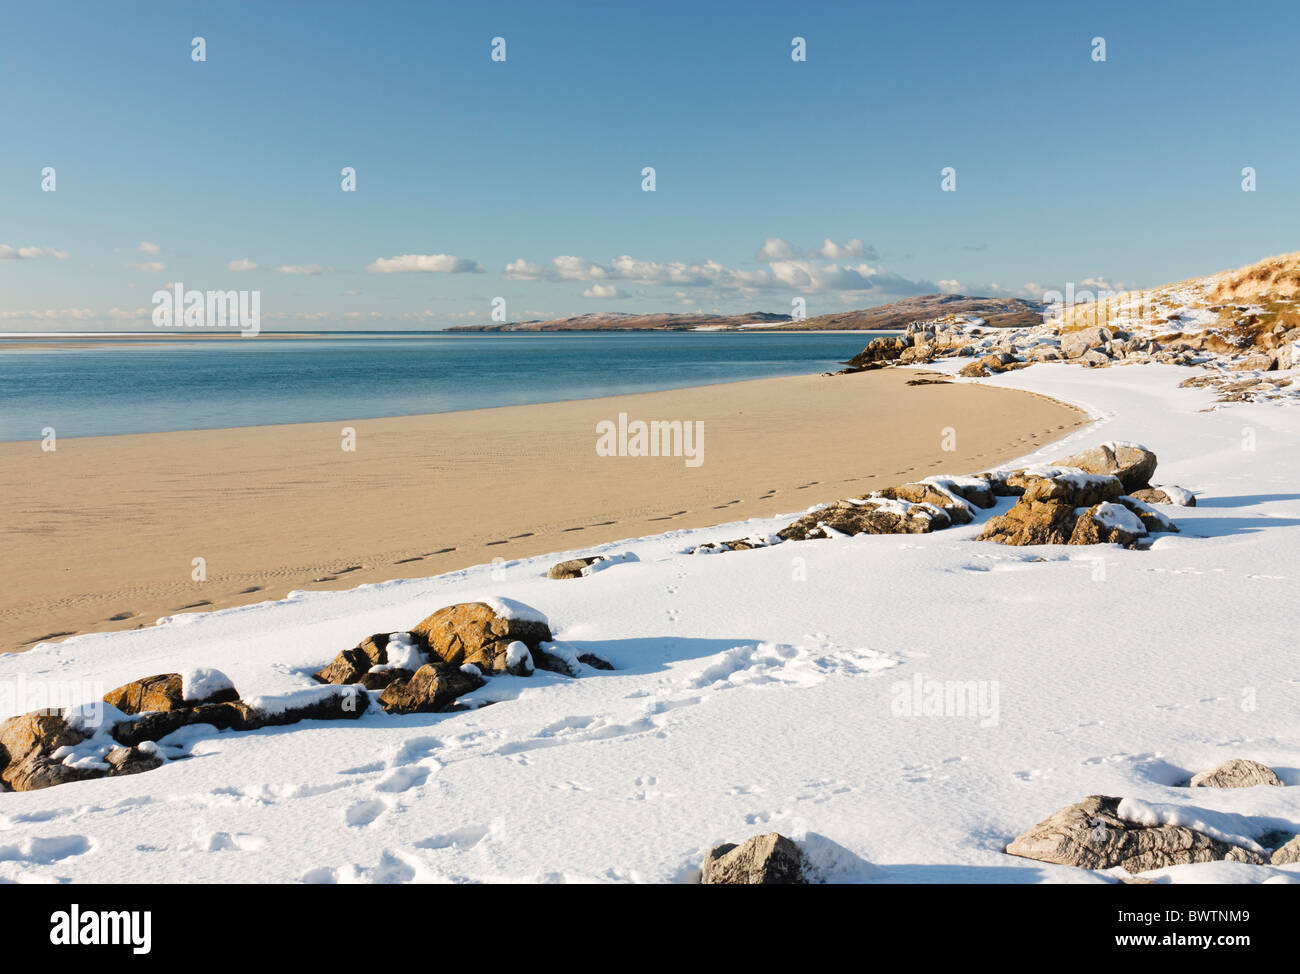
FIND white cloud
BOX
[138,241,160,254]
[128,261,166,273]
[0,245,68,260]
[366,254,484,273]
[582,284,627,299]
[228,258,259,271]
[758,237,877,262]
[278,264,327,275]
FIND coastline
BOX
[0,368,1086,652]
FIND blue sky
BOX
[2,0,1297,330]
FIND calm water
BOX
[0,331,884,441]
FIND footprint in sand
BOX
[108,611,135,621]
[394,556,423,564]
[238,586,262,594]
[177,601,212,610]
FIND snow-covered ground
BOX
[2,360,1298,884]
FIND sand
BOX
[0,368,1086,652]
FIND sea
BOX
[0,331,889,441]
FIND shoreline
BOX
[0,368,1087,653]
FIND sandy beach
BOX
[0,368,1085,652]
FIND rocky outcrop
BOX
[1060,326,1112,359]
[978,464,1177,548]
[0,711,98,792]
[1050,443,1157,492]
[701,832,805,885]
[103,671,240,714]
[1006,795,1266,872]
[378,663,486,715]
[1190,758,1284,789]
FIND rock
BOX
[977,498,1079,546]
[1060,326,1113,359]
[548,557,600,580]
[1027,346,1063,362]
[898,344,933,364]
[846,335,909,368]
[359,668,412,691]
[106,744,164,777]
[314,633,391,684]
[926,475,997,509]
[111,701,265,746]
[1012,469,1125,507]
[778,498,950,541]
[1230,353,1276,371]
[1069,502,1147,548]
[1006,795,1266,872]
[379,662,486,715]
[1271,836,1300,865]
[958,360,991,378]
[701,832,805,885]
[1190,758,1284,789]
[1115,496,1179,534]
[504,640,535,676]
[410,602,553,675]
[872,483,974,524]
[314,646,373,685]
[1050,443,1157,492]
[103,674,185,714]
[1130,486,1196,507]
[249,686,369,726]
[578,653,615,671]
[0,710,107,792]
[1080,349,1112,367]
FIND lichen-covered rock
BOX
[410,602,553,675]
[1050,442,1157,492]
[103,674,186,714]
[1005,468,1125,506]
[1006,795,1265,872]
[0,711,94,791]
[701,832,805,885]
[1190,758,1284,789]
[379,662,486,715]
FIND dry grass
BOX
[1208,252,1300,303]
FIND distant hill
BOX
[448,294,1044,332]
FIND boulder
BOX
[977,498,1079,546]
[1005,468,1125,506]
[778,498,950,541]
[1130,486,1196,507]
[359,668,413,691]
[379,662,486,715]
[846,335,909,368]
[111,701,265,746]
[314,633,391,684]
[0,711,92,791]
[103,674,185,714]
[701,832,805,885]
[872,483,974,524]
[1115,496,1178,534]
[1190,758,1284,789]
[1060,326,1112,359]
[1271,836,1300,865]
[410,602,554,675]
[547,557,601,580]
[106,745,164,777]
[1069,502,1147,548]
[249,686,369,726]
[1050,443,1157,492]
[925,475,997,509]
[1006,795,1266,872]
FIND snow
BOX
[1091,501,1147,535]
[2,359,1300,884]
[372,632,423,672]
[505,641,534,675]
[181,667,235,704]
[1152,484,1196,507]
